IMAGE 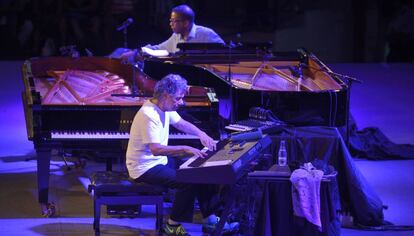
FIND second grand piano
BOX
[143,43,349,127]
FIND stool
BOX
[88,171,165,235]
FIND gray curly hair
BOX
[153,74,188,99]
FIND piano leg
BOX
[37,150,56,217]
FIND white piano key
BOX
[51,131,199,140]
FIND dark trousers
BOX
[135,158,220,222]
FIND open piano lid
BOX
[22,56,217,106]
[143,48,349,126]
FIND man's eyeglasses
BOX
[169,19,184,24]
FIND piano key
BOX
[169,133,199,139]
[181,139,229,168]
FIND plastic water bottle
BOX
[278,140,287,166]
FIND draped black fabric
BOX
[258,126,384,232]
[346,117,414,160]
[254,178,342,236]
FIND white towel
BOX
[290,163,324,229]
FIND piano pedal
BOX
[61,155,72,171]
[41,202,56,217]
[74,158,87,168]
[60,152,87,171]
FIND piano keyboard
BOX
[177,135,272,184]
[51,131,200,140]
[183,139,230,168]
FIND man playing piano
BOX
[126,74,238,235]
[119,4,224,61]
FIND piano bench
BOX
[88,171,165,235]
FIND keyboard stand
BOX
[212,184,237,236]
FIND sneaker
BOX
[202,216,240,234]
[162,223,190,236]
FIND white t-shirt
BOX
[126,100,181,179]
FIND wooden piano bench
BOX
[88,171,165,236]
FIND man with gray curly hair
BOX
[126,74,238,235]
[152,74,188,101]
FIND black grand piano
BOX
[21,56,220,216]
[143,43,348,127]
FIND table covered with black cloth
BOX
[252,126,384,235]
[251,176,340,236]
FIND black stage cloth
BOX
[252,126,384,235]
[252,177,341,236]
[347,119,414,160]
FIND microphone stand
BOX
[112,29,143,98]
[123,28,128,48]
[116,18,133,49]
[323,70,361,149]
[308,64,362,149]
[227,41,235,123]
[112,58,143,98]
[130,60,141,97]
[111,18,145,98]
[297,63,304,91]
[324,70,362,84]
[303,50,362,149]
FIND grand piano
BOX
[21,56,220,216]
[143,43,349,126]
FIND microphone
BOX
[230,124,286,142]
[230,129,263,142]
[117,18,134,31]
[85,48,93,57]
[235,33,242,46]
[297,47,309,59]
